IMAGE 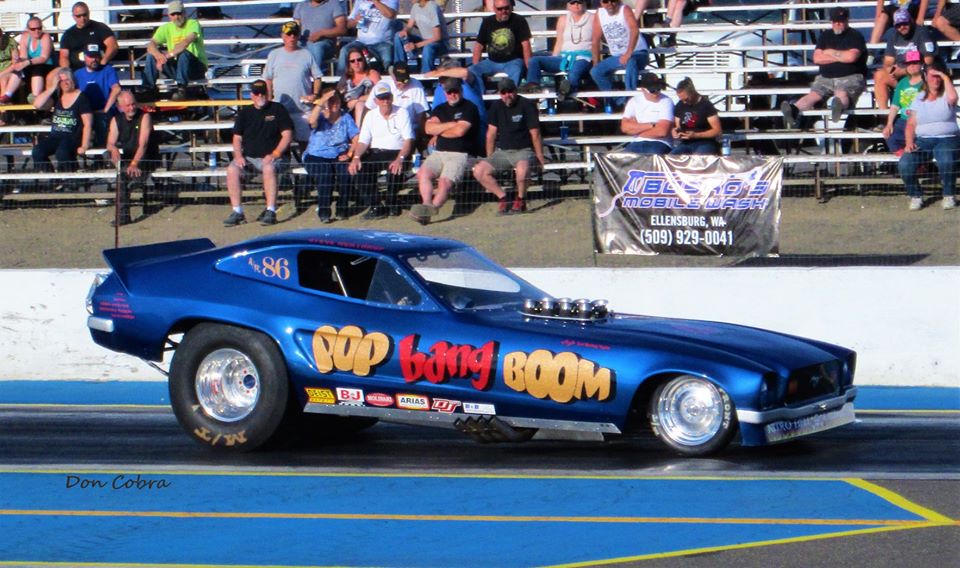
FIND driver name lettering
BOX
[399,334,496,390]
[503,350,613,403]
[312,325,391,377]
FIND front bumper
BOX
[737,387,857,444]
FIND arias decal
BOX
[399,334,497,390]
[312,325,391,377]
[503,350,614,403]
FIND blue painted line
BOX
[1,381,958,411]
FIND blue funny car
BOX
[87,229,857,456]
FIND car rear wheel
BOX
[648,375,737,456]
[169,323,289,452]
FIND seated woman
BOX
[670,77,722,155]
[336,47,380,126]
[0,18,55,105]
[521,0,595,98]
[31,68,93,175]
[303,89,359,223]
[898,62,958,211]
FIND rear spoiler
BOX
[102,238,216,288]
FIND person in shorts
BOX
[471,77,545,215]
[224,79,294,227]
[412,77,479,224]
[781,7,867,127]
[932,0,960,43]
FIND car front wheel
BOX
[169,323,289,451]
[648,375,737,456]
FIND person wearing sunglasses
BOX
[2,18,54,103]
[870,0,928,47]
[31,68,93,176]
[294,0,347,69]
[521,0,595,98]
[337,46,381,125]
[412,76,480,224]
[363,64,428,133]
[873,8,938,110]
[265,21,323,148]
[337,0,400,75]
[469,0,532,91]
[224,80,294,227]
[143,0,208,101]
[58,1,118,71]
[591,0,649,109]
[425,57,488,151]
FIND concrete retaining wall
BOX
[2,267,957,386]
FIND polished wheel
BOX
[195,348,260,422]
[649,375,737,455]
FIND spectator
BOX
[870,0,929,47]
[521,0,596,98]
[471,78,545,215]
[882,50,925,155]
[899,63,958,210]
[294,0,347,69]
[396,0,449,72]
[591,0,649,108]
[74,45,120,146]
[0,28,19,106]
[337,46,381,124]
[469,0,532,90]
[31,68,93,174]
[303,89,359,223]
[4,18,55,102]
[143,1,207,101]
[364,64,428,126]
[671,76,720,154]
[932,0,960,43]
[224,80,294,227]
[265,21,322,146]
[338,0,399,74]
[781,7,867,128]
[621,72,673,154]
[58,2,118,71]
[106,90,160,226]
[347,82,415,219]
[412,77,480,224]
[874,9,937,110]
[426,57,488,151]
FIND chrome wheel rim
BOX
[656,377,724,447]
[195,348,260,422]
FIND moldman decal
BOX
[365,392,395,407]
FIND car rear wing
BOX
[102,238,216,288]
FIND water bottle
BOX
[547,98,556,115]
[412,152,421,172]
[604,102,613,114]
[559,123,569,141]
[538,97,548,112]
[721,135,731,157]
[209,152,217,168]
[403,37,417,68]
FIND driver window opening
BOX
[298,250,421,306]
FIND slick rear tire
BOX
[648,375,738,456]
[169,323,289,452]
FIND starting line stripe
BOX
[844,478,957,523]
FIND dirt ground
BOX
[1,193,958,269]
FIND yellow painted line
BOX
[543,522,944,567]
[844,478,957,523]
[0,508,940,526]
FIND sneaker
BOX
[908,197,923,211]
[943,196,957,210]
[557,79,572,100]
[780,101,796,129]
[171,87,187,102]
[223,210,247,226]
[518,82,540,94]
[511,197,527,214]
[258,209,277,226]
[0,94,10,105]
[408,209,430,226]
[497,196,510,216]
[361,206,388,220]
[317,209,333,224]
[829,97,843,122]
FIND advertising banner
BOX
[593,153,782,256]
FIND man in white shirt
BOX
[620,73,673,154]
[337,0,399,73]
[363,64,427,126]
[348,82,415,218]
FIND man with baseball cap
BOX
[348,81,415,219]
[143,1,207,101]
[223,79,294,227]
[782,7,867,126]
[425,57,487,149]
[264,21,322,146]
[874,8,938,110]
[363,64,428,127]
[621,73,674,154]
[74,44,120,147]
[471,77,545,215]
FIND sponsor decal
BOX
[400,334,497,390]
[396,394,430,411]
[305,387,336,404]
[336,387,364,405]
[312,325,391,377]
[431,398,462,414]
[463,402,496,415]
[503,350,614,403]
[365,392,395,407]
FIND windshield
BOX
[403,248,548,311]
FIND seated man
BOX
[224,80,294,227]
[781,7,867,127]
[471,78,545,215]
[621,73,673,154]
[873,8,937,110]
[591,0,649,108]
[58,2,119,71]
[932,0,960,44]
[671,76,720,155]
[294,0,347,69]
[74,45,120,146]
[337,0,399,74]
[395,0,449,72]
[425,57,487,151]
[412,77,479,224]
[143,1,207,100]
[468,0,532,90]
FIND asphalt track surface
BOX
[0,403,958,567]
